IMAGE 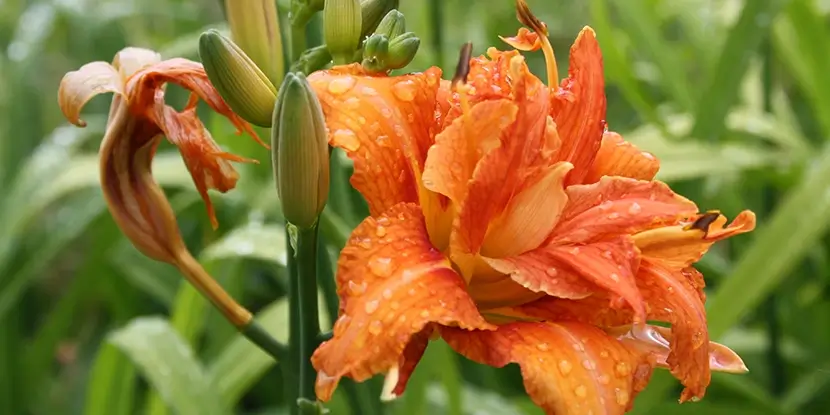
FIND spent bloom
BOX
[307,2,755,413]
[58,48,265,322]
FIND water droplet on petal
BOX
[598,374,610,385]
[574,384,587,398]
[362,86,378,96]
[420,309,430,319]
[375,135,391,147]
[615,388,630,406]
[600,350,610,358]
[369,320,383,335]
[369,257,393,277]
[609,273,620,282]
[537,342,550,351]
[364,299,379,314]
[376,226,387,237]
[344,97,360,109]
[558,360,573,375]
[629,202,642,214]
[545,268,558,277]
[348,280,367,295]
[334,129,360,151]
[615,361,630,377]
[327,76,356,95]
[582,359,596,370]
[382,289,393,299]
[392,80,417,102]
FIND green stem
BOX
[291,7,314,62]
[241,320,291,363]
[296,224,321,401]
[286,227,301,415]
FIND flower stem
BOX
[286,227,301,415]
[291,7,314,62]
[294,224,321,401]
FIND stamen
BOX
[685,211,721,236]
[516,0,559,89]
[451,42,474,118]
[380,365,400,402]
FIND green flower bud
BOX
[324,0,363,65]
[199,29,277,127]
[290,45,333,75]
[361,34,390,72]
[272,72,330,229]
[359,0,399,38]
[373,9,405,39]
[385,32,420,70]
[224,0,284,85]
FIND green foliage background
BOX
[1,0,828,413]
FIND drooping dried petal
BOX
[442,321,654,415]
[58,61,125,127]
[313,203,493,401]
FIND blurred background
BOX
[0,0,827,413]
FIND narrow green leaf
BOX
[201,223,287,265]
[781,365,830,413]
[108,317,227,415]
[84,343,136,415]
[691,0,787,141]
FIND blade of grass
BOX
[84,343,137,415]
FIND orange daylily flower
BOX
[58,48,265,326]
[308,7,754,415]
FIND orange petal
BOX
[610,324,748,375]
[551,27,606,186]
[519,293,634,329]
[499,27,543,51]
[636,260,711,402]
[481,162,573,258]
[584,131,660,183]
[486,236,645,322]
[441,321,654,414]
[312,203,493,401]
[450,55,551,278]
[633,210,756,268]
[553,177,698,244]
[385,326,432,400]
[308,65,443,216]
[58,61,125,127]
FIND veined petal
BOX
[485,236,645,322]
[609,324,748,375]
[58,61,124,127]
[481,161,572,258]
[308,65,443,216]
[633,210,756,268]
[441,322,654,415]
[636,260,711,402]
[551,27,606,186]
[112,47,163,81]
[313,203,492,401]
[553,177,698,244]
[499,27,542,51]
[584,132,660,183]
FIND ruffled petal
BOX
[633,210,756,268]
[58,61,125,127]
[312,203,493,401]
[610,324,748,375]
[486,236,646,322]
[553,177,698,244]
[584,132,660,183]
[308,65,443,216]
[441,322,654,415]
[551,27,606,186]
[499,27,542,51]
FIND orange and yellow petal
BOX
[584,132,660,183]
[441,322,654,415]
[499,27,542,51]
[633,210,756,268]
[308,65,443,216]
[313,203,493,400]
[550,27,606,186]
[486,236,646,322]
[553,177,698,244]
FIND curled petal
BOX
[584,131,660,183]
[58,61,124,127]
[384,326,432,400]
[609,324,748,375]
[112,47,163,80]
[308,64,443,216]
[500,27,542,51]
[481,162,573,258]
[551,27,606,186]
[486,236,645,322]
[442,322,654,415]
[313,203,493,401]
[553,177,698,244]
[633,210,756,268]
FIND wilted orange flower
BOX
[307,5,755,415]
[58,48,264,326]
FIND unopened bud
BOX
[386,32,420,70]
[359,0,399,38]
[272,72,330,229]
[373,9,405,39]
[199,29,277,127]
[361,34,390,72]
[324,0,363,65]
[224,0,285,85]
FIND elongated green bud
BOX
[199,29,277,127]
[359,0,399,37]
[386,32,420,69]
[272,73,330,229]
[374,9,405,39]
[324,0,363,65]
[361,34,389,72]
[224,0,284,85]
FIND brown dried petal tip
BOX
[451,42,473,88]
[516,0,548,36]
